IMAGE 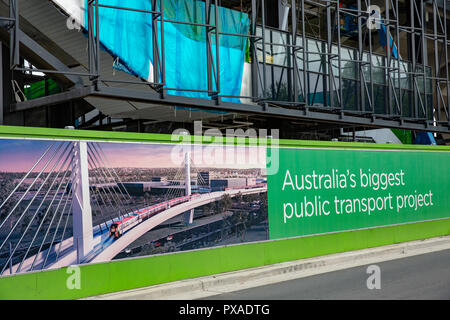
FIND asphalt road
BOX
[203,248,450,300]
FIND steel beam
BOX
[10,86,93,112]
[91,85,449,133]
[0,25,84,87]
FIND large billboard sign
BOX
[0,135,269,276]
[267,148,450,239]
[0,127,449,277]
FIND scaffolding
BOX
[0,0,449,133]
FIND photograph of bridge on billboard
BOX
[0,138,268,276]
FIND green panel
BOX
[391,129,413,145]
[268,148,450,240]
[24,79,61,100]
[1,218,449,300]
[0,125,450,152]
[0,125,449,300]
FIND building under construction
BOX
[0,0,449,143]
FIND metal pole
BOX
[368,0,375,113]
[444,0,450,121]
[9,0,19,69]
[160,0,166,90]
[261,0,267,98]
[420,0,428,120]
[251,0,259,99]
[385,0,392,115]
[291,0,298,103]
[433,0,440,122]
[214,0,221,98]
[0,41,3,125]
[395,0,402,116]
[327,1,334,108]
[300,0,308,104]
[357,0,365,112]
[88,0,94,79]
[206,0,213,94]
[152,0,160,85]
[410,0,418,118]
[95,0,100,80]
[336,0,342,109]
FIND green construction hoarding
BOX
[0,125,449,300]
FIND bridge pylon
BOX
[184,152,194,224]
[72,141,94,262]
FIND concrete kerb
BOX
[84,235,450,300]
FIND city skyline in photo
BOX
[0,139,267,172]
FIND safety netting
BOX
[84,0,250,103]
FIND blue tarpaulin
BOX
[85,0,249,103]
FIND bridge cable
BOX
[165,168,181,200]
[0,142,68,257]
[190,158,209,189]
[88,144,132,215]
[165,164,185,200]
[41,182,75,269]
[92,142,144,215]
[87,151,129,220]
[165,174,181,200]
[5,143,73,273]
[89,180,110,233]
[0,142,55,212]
[54,201,73,263]
[29,156,78,272]
[92,142,137,210]
[16,149,75,273]
[87,150,131,221]
[87,144,130,215]
[87,155,124,221]
[0,143,72,274]
[84,146,115,230]
[0,142,62,233]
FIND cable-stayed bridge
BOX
[0,141,266,275]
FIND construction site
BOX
[0,0,448,144]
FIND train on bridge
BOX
[109,193,201,238]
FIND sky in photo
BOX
[99,142,266,169]
[0,139,54,172]
[0,139,266,172]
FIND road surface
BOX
[203,249,450,300]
